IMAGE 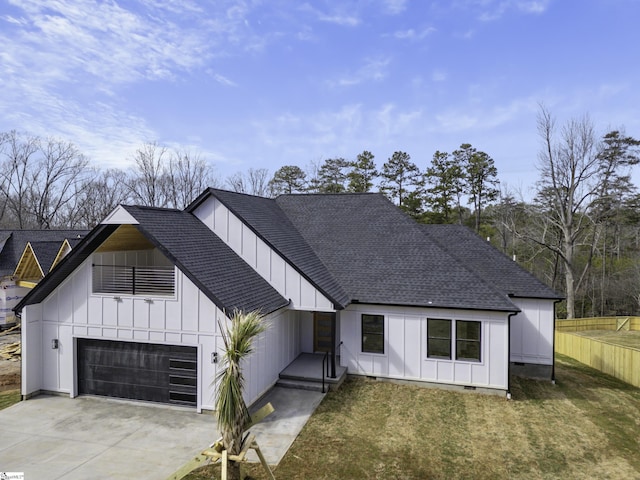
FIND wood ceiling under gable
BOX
[95,224,155,252]
[14,243,43,283]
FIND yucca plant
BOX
[215,310,267,480]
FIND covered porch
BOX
[271,309,347,392]
[277,353,347,393]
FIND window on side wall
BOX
[362,314,384,354]
[427,318,452,359]
[456,320,481,362]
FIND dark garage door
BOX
[78,339,197,407]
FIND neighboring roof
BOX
[423,224,563,300]
[275,193,519,312]
[16,207,288,316]
[0,229,88,277]
[189,189,350,308]
[29,241,64,274]
[13,241,62,284]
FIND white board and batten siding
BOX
[21,253,301,410]
[509,298,555,366]
[193,197,334,312]
[339,304,510,391]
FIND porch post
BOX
[330,312,336,378]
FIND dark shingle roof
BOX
[274,193,518,312]
[123,205,288,314]
[16,208,288,316]
[191,189,350,308]
[28,241,65,273]
[423,224,563,300]
[0,229,88,277]
[19,190,557,316]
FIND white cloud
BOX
[475,0,551,21]
[382,0,409,15]
[211,73,238,87]
[433,97,538,133]
[245,103,424,168]
[516,1,550,14]
[299,3,361,27]
[318,13,360,26]
[0,0,269,170]
[329,57,391,88]
[1,0,271,93]
[392,26,437,40]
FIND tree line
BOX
[1,106,639,318]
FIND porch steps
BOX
[276,378,327,392]
[277,371,347,393]
[276,353,348,392]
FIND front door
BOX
[314,312,333,352]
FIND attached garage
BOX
[77,339,198,407]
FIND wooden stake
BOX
[221,449,228,480]
[252,440,276,480]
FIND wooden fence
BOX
[555,316,640,332]
[555,317,640,388]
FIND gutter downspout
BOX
[506,311,518,400]
[551,299,562,384]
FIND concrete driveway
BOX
[0,388,323,479]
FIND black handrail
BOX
[322,351,329,393]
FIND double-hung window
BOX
[456,320,481,362]
[427,318,481,362]
[427,318,452,359]
[362,314,384,354]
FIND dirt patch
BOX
[0,330,21,391]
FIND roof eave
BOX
[346,300,520,314]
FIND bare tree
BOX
[27,137,91,228]
[0,131,39,228]
[226,168,270,197]
[0,132,90,228]
[125,142,217,208]
[166,149,218,208]
[125,142,170,207]
[247,168,270,197]
[532,107,639,318]
[70,169,131,228]
[226,171,247,194]
[305,159,323,193]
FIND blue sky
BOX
[1,0,639,197]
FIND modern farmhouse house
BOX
[16,189,561,411]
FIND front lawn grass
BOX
[186,354,640,479]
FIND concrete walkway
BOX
[0,387,324,479]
